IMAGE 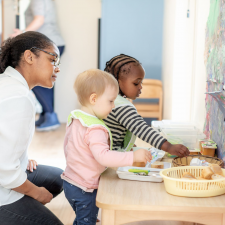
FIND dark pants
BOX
[32,46,65,114]
[0,165,64,225]
[63,180,99,225]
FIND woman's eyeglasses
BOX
[30,47,61,67]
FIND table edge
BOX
[96,200,225,213]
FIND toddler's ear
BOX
[89,93,97,105]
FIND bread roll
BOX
[209,164,223,175]
[133,162,146,167]
[201,167,214,179]
[151,162,164,169]
[211,174,225,180]
[181,172,196,179]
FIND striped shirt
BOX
[103,105,167,151]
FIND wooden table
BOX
[96,168,225,225]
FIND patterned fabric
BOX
[104,95,167,151]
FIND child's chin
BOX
[102,114,110,119]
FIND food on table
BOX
[201,167,214,179]
[151,162,164,169]
[211,174,225,180]
[132,162,146,167]
[181,172,196,179]
[209,164,223,175]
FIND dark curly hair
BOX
[0,31,54,73]
[104,54,141,96]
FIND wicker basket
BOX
[160,166,225,197]
[172,155,224,168]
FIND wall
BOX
[161,0,176,120]
[0,1,2,39]
[54,0,101,122]
[19,0,30,30]
[162,0,196,121]
[100,0,164,80]
[2,0,29,39]
[191,0,210,130]
[162,0,209,131]
[2,0,15,39]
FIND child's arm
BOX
[109,105,189,157]
[85,127,151,167]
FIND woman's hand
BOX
[13,179,53,205]
[27,159,38,172]
[10,29,22,38]
[35,187,53,205]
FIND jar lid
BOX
[201,142,217,148]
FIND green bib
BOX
[67,110,113,150]
[114,95,137,152]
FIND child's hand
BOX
[161,141,189,157]
[133,149,152,164]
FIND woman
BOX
[0,31,63,225]
[11,0,65,131]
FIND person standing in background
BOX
[11,0,65,131]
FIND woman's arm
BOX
[11,16,44,37]
[26,0,45,31]
[0,96,52,204]
[25,15,45,31]
[13,179,52,205]
[11,0,45,37]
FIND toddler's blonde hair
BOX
[74,69,119,106]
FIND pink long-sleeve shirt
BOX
[62,118,133,189]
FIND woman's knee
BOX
[50,167,64,195]
[37,165,63,196]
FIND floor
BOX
[28,123,197,225]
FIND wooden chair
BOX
[132,79,163,120]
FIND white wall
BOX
[2,0,15,39]
[162,0,210,131]
[191,0,210,130]
[19,0,30,30]
[54,0,101,122]
[162,0,176,120]
[0,1,2,37]
[2,0,29,39]
[162,0,196,121]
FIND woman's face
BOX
[34,44,60,88]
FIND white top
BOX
[0,67,35,206]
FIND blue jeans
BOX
[0,165,64,225]
[63,180,99,225]
[32,45,65,114]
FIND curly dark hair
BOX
[104,54,141,95]
[0,31,54,73]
